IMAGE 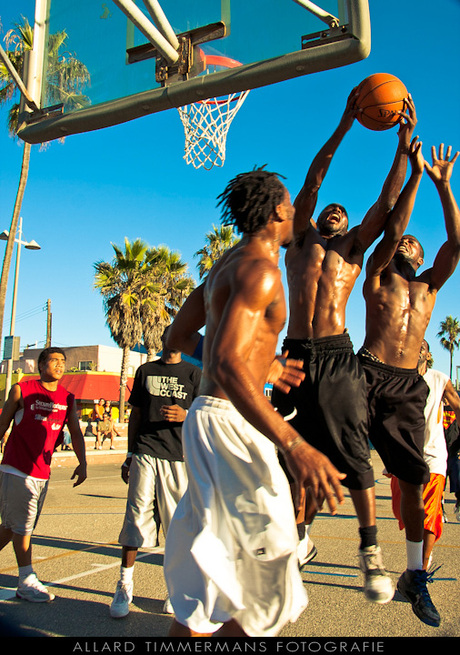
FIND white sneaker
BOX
[162,596,174,614]
[298,534,317,570]
[358,545,394,604]
[16,575,55,603]
[110,581,133,618]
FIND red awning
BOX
[22,372,134,404]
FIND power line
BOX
[15,303,46,323]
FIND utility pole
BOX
[45,299,52,347]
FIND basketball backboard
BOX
[17,0,371,145]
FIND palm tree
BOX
[94,239,195,415]
[140,246,195,360]
[194,224,239,280]
[437,315,460,380]
[94,239,155,420]
[0,17,90,354]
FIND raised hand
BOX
[397,93,417,149]
[408,135,424,176]
[340,86,360,132]
[425,143,459,186]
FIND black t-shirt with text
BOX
[129,358,201,461]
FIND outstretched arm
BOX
[293,88,358,235]
[166,283,205,357]
[355,95,417,253]
[366,136,424,279]
[424,144,460,291]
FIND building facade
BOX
[0,344,149,418]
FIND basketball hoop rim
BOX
[193,53,248,106]
[203,54,242,69]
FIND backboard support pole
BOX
[112,0,179,63]
[293,0,340,28]
[141,0,180,50]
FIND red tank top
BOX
[1,379,74,479]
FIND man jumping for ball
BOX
[272,90,417,605]
[359,140,460,627]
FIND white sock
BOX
[18,565,34,582]
[406,540,423,571]
[120,565,134,585]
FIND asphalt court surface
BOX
[0,449,459,648]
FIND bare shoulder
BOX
[214,242,280,285]
[0,383,23,427]
[10,383,23,405]
[233,254,282,301]
[205,247,282,319]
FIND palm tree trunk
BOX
[119,344,130,422]
[0,141,31,351]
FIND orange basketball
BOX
[356,73,408,131]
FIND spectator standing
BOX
[0,347,87,602]
[110,328,201,618]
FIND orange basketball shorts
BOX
[390,473,445,542]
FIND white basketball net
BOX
[178,90,250,170]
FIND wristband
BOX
[284,436,304,454]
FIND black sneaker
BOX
[397,569,440,627]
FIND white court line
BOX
[0,548,164,602]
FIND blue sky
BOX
[1,1,459,379]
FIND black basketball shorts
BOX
[358,351,430,486]
[272,333,374,490]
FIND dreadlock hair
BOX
[217,167,286,235]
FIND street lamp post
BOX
[0,216,41,400]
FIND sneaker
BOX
[110,581,133,618]
[426,562,442,579]
[358,545,394,604]
[16,575,55,603]
[162,596,174,614]
[298,535,317,570]
[397,569,440,627]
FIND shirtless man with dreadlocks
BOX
[162,168,345,637]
